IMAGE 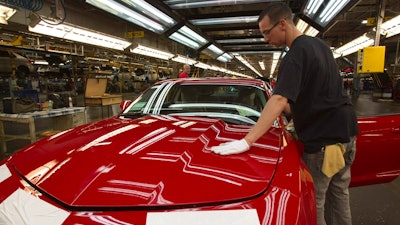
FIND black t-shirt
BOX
[273,35,359,153]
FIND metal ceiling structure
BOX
[1,0,399,78]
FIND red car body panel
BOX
[0,78,399,225]
[8,116,280,207]
[351,115,400,186]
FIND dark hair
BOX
[258,2,293,24]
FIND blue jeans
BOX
[302,137,357,225]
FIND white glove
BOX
[210,139,250,155]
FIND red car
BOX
[0,78,399,225]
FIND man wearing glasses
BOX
[211,2,359,225]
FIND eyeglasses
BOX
[261,19,282,36]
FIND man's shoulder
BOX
[294,35,318,45]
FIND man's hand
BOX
[210,139,250,155]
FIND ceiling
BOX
[156,0,400,75]
[1,0,399,78]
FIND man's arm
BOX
[244,94,288,145]
[211,94,288,155]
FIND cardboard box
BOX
[84,78,122,106]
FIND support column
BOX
[374,0,386,46]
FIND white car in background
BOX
[0,49,35,77]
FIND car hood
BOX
[10,115,281,209]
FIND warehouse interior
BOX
[1,1,400,224]
[0,0,399,78]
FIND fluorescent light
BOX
[318,0,350,24]
[165,0,273,9]
[172,55,197,65]
[217,53,233,62]
[86,0,174,34]
[169,26,207,49]
[120,0,176,25]
[305,0,324,16]
[0,4,16,25]
[222,53,233,60]
[194,62,211,70]
[333,34,374,58]
[296,19,319,36]
[332,15,400,59]
[379,15,400,38]
[235,55,262,77]
[201,63,253,78]
[296,19,309,33]
[303,0,351,27]
[169,32,202,49]
[259,61,265,70]
[217,55,229,62]
[216,38,264,44]
[305,26,319,36]
[270,52,281,76]
[231,51,278,54]
[130,44,174,60]
[28,18,131,51]
[190,16,258,26]
[178,26,208,44]
[207,44,224,55]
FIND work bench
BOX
[0,107,87,155]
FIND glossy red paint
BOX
[0,78,399,225]
[8,116,280,207]
[351,115,400,186]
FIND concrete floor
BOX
[347,92,400,225]
[1,90,400,224]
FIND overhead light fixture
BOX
[28,18,131,51]
[207,44,224,56]
[165,0,273,9]
[190,16,258,26]
[270,52,281,76]
[333,34,374,58]
[303,0,351,27]
[86,0,176,34]
[259,61,265,70]
[379,15,400,38]
[305,26,319,37]
[169,25,208,49]
[332,15,400,59]
[235,55,262,77]
[0,4,17,25]
[217,53,233,63]
[172,55,197,65]
[216,38,264,44]
[201,44,225,59]
[130,44,174,60]
[193,61,251,78]
[296,19,319,37]
[194,62,211,70]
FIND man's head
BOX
[183,64,191,73]
[258,3,297,47]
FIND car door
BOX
[350,114,400,187]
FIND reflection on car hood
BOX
[10,115,281,208]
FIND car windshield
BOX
[120,83,268,125]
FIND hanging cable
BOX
[0,0,43,12]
